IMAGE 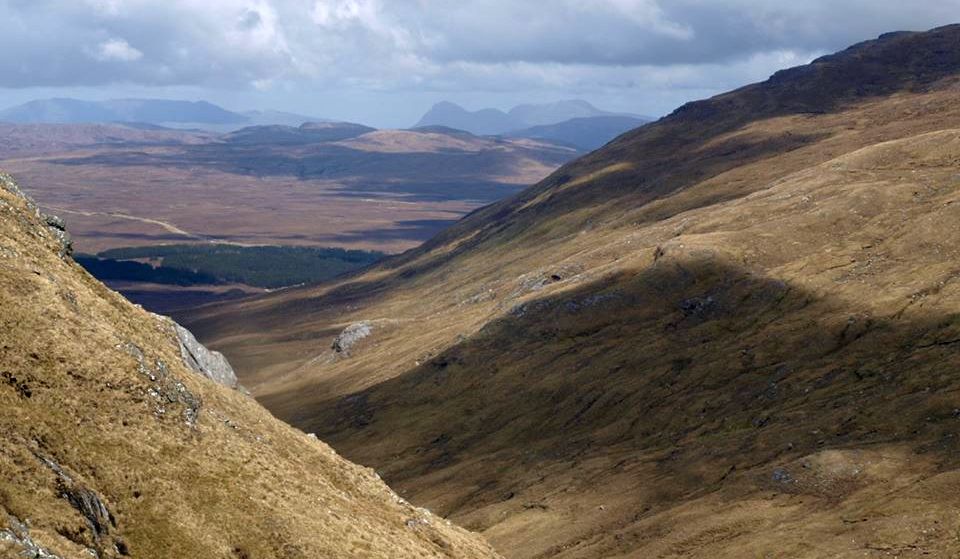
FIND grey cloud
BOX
[0,0,957,114]
[0,0,293,88]
[409,0,960,66]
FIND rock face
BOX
[42,213,72,258]
[1,515,64,559]
[173,322,239,389]
[332,322,373,355]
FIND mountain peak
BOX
[415,99,643,135]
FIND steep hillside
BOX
[0,173,498,558]
[185,25,960,558]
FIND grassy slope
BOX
[185,26,960,557]
[0,173,499,559]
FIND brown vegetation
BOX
[0,173,499,558]
[186,26,960,557]
[1,125,575,254]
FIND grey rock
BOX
[679,295,717,319]
[43,214,66,231]
[0,172,31,204]
[332,322,373,355]
[772,467,792,484]
[36,455,116,544]
[174,323,239,389]
[122,340,204,424]
[44,220,73,258]
[460,289,496,306]
[63,484,115,538]
[1,514,65,558]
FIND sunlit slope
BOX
[186,25,960,558]
[0,172,499,559]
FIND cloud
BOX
[0,0,957,111]
[93,38,143,62]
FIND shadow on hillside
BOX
[271,254,960,516]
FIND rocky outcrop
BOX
[173,322,239,389]
[42,213,72,258]
[1,514,65,559]
[0,172,71,258]
[0,167,501,559]
[332,321,373,355]
[38,455,118,549]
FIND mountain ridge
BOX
[0,98,325,132]
[509,115,649,150]
[184,24,960,558]
[414,99,648,136]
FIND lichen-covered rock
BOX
[332,321,373,355]
[173,323,239,389]
[0,172,30,202]
[1,514,65,559]
[42,213,72,258]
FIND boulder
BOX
[173,323,239,389]
[332,322,373,355]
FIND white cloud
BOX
[0,0,958,120]
[311,0,377,27]
[94,38,143,62]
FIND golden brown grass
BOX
[0,173,499,558]
[186,27,960,558]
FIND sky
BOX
[1,0,959,128]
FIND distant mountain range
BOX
[510,115,649,151]
[0,97,651,148]
[414,99,650,136]
[0,98,325,132]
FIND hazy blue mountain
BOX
[508,100,624,126]
[0,99,329,133]
[414,99,649,136]
[0,98,245,125]
[509,115,649,151]
[414,102,516,136]
[241,109,329,127]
